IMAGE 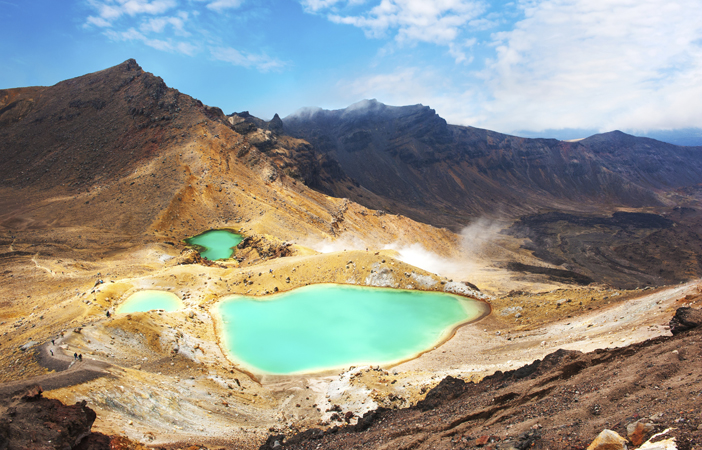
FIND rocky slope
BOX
[283,100,702,231]
[0,59,387,242]
[261,307,702,450]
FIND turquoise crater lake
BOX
[215,284,488,375]
[185,229,243,260]
[116,290,183,314]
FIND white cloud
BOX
[478,0,702,132]
[122,0,177,15]
[86,0,178,25]
[105,27,198,55]
[448,37,476,64]
[327,0,487,45]
[299,0,362,13]
[210,46,287,72]
[83,0,282,74]
[86,15,112,27]
[303,0,492,64]
[140,12,189,35]
[206,0,244,12]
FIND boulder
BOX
[626,421,655,446]
[669,307,702,335]
[176,248,202,265]
[587,429,628,450]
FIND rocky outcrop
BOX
[586,429,628,450]
[669,306,702,335]
[176,247,203,265]
[627,421,655,446]
[0,385,108,449]
[236,234,293,265]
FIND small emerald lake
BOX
[116,290,183,314]
[185,229,243,260]
[215,284,488,375]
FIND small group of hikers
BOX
[48,337,82,361]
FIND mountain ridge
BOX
[283,100,702,230]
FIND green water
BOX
[216,284,486,375]
[185,229,243,260]
[116,290,183,314]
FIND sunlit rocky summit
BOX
[1,60,701,449]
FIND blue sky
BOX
[2,0,702,137]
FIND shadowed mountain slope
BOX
[283,100,702,230]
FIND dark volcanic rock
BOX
[506,209,702,288]
[506,262,594,285]
[0,385,109,450]
[416,376,467,410]
[669,306,702,335]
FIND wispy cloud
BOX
[305,0,491,63]
[105,27,198,55]
[479,0,702,132]
[205,0,244,12]
[84,0,284,73]
[210,46,287,71]
[299,0,363,13]
[336,66,483,126]
[139,12,190,35]
[86,0,178,26]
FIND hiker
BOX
[51,339,55,345]
[106,311,111,317]
[50,349,53,356]
[74,352,77,360]
[79,354,83,361]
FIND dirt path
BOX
[0,337,113,397]
[31,252,56,276]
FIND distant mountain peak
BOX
[285,105,325,120]
[342,98,384,114]
[285,99,436,124]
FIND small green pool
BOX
[215,284,488,375]
[116,290,183,314]
[185,229,243,260]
